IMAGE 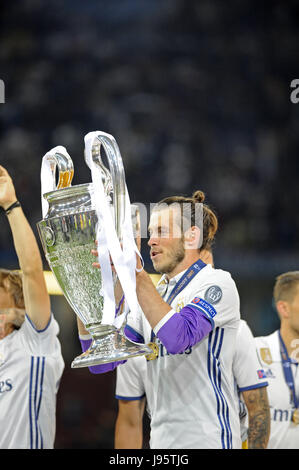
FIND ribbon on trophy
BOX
[84,131,143,330]
[40,145,74,218]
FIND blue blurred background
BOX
[0,0,298,448]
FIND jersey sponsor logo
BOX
[204,285,222,305]
[260,347,273,365]
[271,407,293,422]
[0,379,13,394]
[191,297,217,318]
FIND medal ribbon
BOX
[147,258,207,359]
[278,331,298,408]
[165,258,206,305]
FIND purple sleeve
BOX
[80,338,125,374]
[156,305,213,354]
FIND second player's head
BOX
[274,271,299,334]
[0,269,25,337]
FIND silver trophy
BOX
[37,132,151,368]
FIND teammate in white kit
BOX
[0,165,64,449]
[114,253,270,449]
[254,271,299,448]
[80,190,245,448]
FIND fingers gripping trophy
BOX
[37,131,151,368]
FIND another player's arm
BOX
[0,166,51,330]
[242,387,270,449]
[115,398,146,449]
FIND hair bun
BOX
[192,190,205,203]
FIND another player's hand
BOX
[0,166,17,210]
[91,241,116,272]
[91,241,143,273]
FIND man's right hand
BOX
[0,166,17,211]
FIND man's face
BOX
[288,285,299,335]
[148,207,185,275]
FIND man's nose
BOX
[148,235,158,247]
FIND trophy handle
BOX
[46,151,74,190]
[86,132,126,240]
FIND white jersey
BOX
[126,263,241,449]
[254,330,299,449]
[116,319,268,444]
[0,314,64,449]
[233,320,268,442]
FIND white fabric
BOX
[125,263,242,449]
[116,355,147,401]
[116,318,268,445]
[0,315,64,449]
[254,330,299,449]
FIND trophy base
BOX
[71,328,152,368]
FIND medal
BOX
[145,342,159,361]
[292,408,299,425]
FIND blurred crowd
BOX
[0,0,298,448]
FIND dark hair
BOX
[157,190,218,251]
[0,269,25,309]
[273,271,299,303]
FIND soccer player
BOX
[79,190,244,448]
[0,165,64,449]
[254,271,299,448]
[114,252,270,449]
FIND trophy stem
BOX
[71,324,152,368]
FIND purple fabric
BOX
[115,295,125,317]
[79,338,125,374]
[156,305,213,354]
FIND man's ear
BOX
[276,300,290,320]
[184,226,201,249]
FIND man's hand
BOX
[0,166,17,211]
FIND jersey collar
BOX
[267,330,298,364]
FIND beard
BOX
[152,238,185,275]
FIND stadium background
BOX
[0,0,298,448]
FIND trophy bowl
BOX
[37,133,151,368]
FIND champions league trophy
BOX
[37,131,151,368]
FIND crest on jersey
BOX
[260,347,273,365]
[176,298,185,312]
[204,285,222,304]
